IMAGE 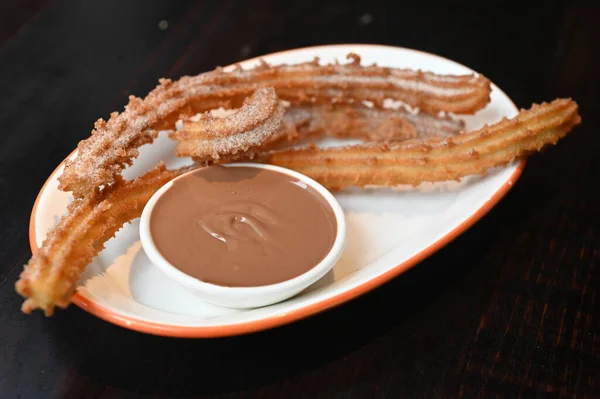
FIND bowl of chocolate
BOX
[139,163,346,309]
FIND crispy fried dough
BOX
[259,99,581,189]
[58,54,490,198]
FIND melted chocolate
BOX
[149,166,337,287]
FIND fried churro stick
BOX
[259,99,581,189]
[16,163,195,316]
[265,103,465,149]
[173,87,285,160]
[200,53,491,115]
[174,87,282,140]
[58,54,490,198]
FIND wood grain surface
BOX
[0,0,598,398]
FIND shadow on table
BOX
[47,178,553,398]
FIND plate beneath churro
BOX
[24,44,580,337]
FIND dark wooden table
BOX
[1,1,599,398]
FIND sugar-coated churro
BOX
[259,99,580,189]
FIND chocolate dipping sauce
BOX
[149,166,338,287]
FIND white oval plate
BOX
[30,44,524,337]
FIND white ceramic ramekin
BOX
[139,162,347,309]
